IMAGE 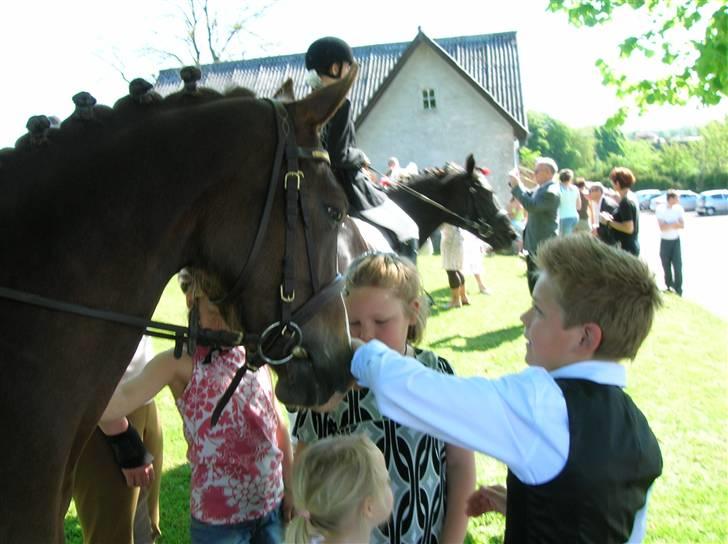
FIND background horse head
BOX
[388,154,516,251]
[0,65,360,543]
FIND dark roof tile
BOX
[155,30,526,131]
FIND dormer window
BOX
[422,88,436,109]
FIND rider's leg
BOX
[399,238,418,263]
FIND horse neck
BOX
[388,176,451,242]
[0,121,245,319]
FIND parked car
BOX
[635,189,663,210]
[649,190,699,212]
[697,189,728,215]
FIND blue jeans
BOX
[559,216,578,236]
[190,504,282,544]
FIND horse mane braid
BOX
[0,66,257,171]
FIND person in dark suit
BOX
[305,36,419,261]
[588,182,619,245]
[509,157,561,293]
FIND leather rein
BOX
[375,168,496,239]
[0,99,343,426]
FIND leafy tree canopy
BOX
[547,0,727,122]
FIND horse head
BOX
[197,65,363,408]
[460,154,516,250]
[389,154,516,250]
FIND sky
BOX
[2,0,726,148]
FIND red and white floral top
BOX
[176,346,283,524]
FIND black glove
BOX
[103,423,153,469]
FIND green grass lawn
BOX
[64,253,728,543]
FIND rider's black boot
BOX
[399,238,419,264]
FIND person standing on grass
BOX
[440,223,470,308]
[350,235,663,543]
[656,189,685,295]
[601,167,640,256]
[574,177,592,233]
[294,252,475,544]
[74,336,163,544]
[509,157,561,293]
[558,168,581,236]
[100,268,293,544]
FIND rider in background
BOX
[305,36,419,262]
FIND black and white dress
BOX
[294,349,453,544]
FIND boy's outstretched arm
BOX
[351,339,569,485]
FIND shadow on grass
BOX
[426,287,457,313]
[64,463,192,544]
[430,324,523,352]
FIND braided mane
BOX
[0,66,256,172]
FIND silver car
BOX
[697,189,728,215]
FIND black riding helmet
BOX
[305,37,354,78]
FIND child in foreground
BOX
[285,434,393,544]
[351,234,663,543]
[101,268,293,544]
[294,252,474,543]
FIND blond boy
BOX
[351,234,662,543]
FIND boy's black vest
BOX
[505,379,662,543]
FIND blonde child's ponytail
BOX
[285,434,388,544]
[285,514,314,544]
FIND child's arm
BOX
[100,349,191,423]
[99,417,155,488]
[352,340,569,484]
[440,444,476,543]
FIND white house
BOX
[155,30,528,205]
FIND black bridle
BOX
[0,99,343,426]
[385,170,497,239]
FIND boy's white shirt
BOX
[351,339,650,543]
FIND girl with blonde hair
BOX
[286,434,393,543]
[293,252,475,543]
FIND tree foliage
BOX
[520,112,584,171]
[521,111,728,190]
[594,125,625,161]
[547,0,727,114]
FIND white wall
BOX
[358,44,519,206]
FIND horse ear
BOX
[294,62,359,127]
[466,154,476,175]
[274,78,296,102]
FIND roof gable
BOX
[155,30,527,137]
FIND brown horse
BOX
[0,66,359,542]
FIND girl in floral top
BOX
[293,252,475,543]
[101,268,293,544]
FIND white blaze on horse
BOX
[0,65,361,543]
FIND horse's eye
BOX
[326,205,344,222]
